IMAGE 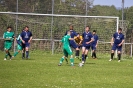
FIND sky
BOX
[93,0,133,7]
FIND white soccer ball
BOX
[79,63,83,67]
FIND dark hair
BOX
[77,33,79,35]
[118,28,122,31]
[7,26,12,29]
[25,26,29,29]
[93,30,96,32]
[86,26,90,29]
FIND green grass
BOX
[0,50,133,88]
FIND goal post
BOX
[0,12,119,55]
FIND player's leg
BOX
[12,44,22,57]
[65,53,68,64]
[81,46,86,63]
[117,46,122,62]
[66,46,74,66]
[109,44,116,61]
[92,45,97,59]
[25,43,30,59]
[70,40,79,59]
[4,43,12,60]
[22,43,25,58]
[58,49,67,66]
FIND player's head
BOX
[67,31,71,35]
[24,26,29,31]
[118,28,122,33]
[69,25,73,30]
[93,30,96,35]
[7,26,12,32]
[85,26,90,32]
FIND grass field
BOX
[0,50,133,88]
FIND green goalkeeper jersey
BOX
[3,31,14,43]
[61,34,70,47]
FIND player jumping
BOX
[58,31,74,66]
[109,28,124,62]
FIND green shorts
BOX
[63,46,73,56]
[17,44,22,50]
[4,42,12,50]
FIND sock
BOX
[118,54,121,60]
[5,54,8,58]
[85,55,87,61]
[26,51,29,58]
[65,58,68,63]
[92,52,94,58]
[111,53,114,59]
[82,54,85,61]
[94,52,97,58]
[59,57,64,64]
[8,52,12,57]
[14,51,19,57]
[70,58,74,65]
[22,52,25,58]
[75,50,79,57]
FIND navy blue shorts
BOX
[22,42,30,48]
[91,44,96,50]
[112,44,122,51]
[82,44,91,50]
[70,40,78,49]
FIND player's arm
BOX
[28,32,33,43]
[69,38,74,40]
[86,37,94,44]
[20,33,25,44]
[118,35,125,46]
[79,36,83,45]
[111,37,114,46]
[96,36,99,47]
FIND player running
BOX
[91,30,99,59]
[81,26,93,64]
[3,26,15,60]
[74,33,83,60]
[12,34,22,58]
[65,25,79,58]
[109,28,124,62]
[58,31,74,66]
[20,26,32,59]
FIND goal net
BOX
[0,12,119,55]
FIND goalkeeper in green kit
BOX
[58,31,74,66]
[3,26,15,60]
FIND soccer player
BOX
[58,31,74,66]
[74,33,83,59]
[65,25,79,57]
[20,26,32,59]
[12,34,22,58]
[109,28,124,62]
[3,26,15,60]
[81,26,93,64]
[91,30,99,59]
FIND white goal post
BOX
[0,12,119,55]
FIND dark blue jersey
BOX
[65,30,77,38]
[113,32,124,44]
[20,31,32,42]
[82,32,93,45]
[91,34,98,45]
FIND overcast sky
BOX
[93,0,133,7]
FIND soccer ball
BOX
[79,63,83,67]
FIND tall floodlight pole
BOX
[14,0,18,52]
[85,0,88,28]
[51,0,54,55]
[122,0,124,28]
